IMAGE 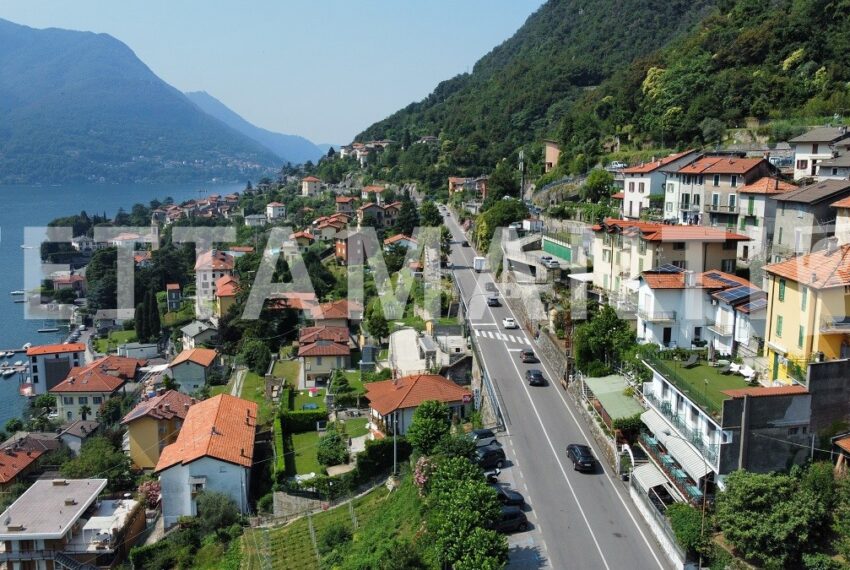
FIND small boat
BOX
[13,299,25,304]
[9,291,24,296]
[19,245,32,249]
[21,343,31,350]
[3,369,15,377]
[13,360,23,367]
[37,327,59,333]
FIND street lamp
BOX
[662,428,709,569]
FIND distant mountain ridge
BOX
[0,18,280,184]
[185,91,327,165]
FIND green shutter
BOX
[779,279,786,302]
[801,287,807,311]
[777,315,783,337]
[798,325,805,348]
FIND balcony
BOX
[638,309,677,323]
[706,203,738,214]
[639,432,712,507]
[707,320,734,336]
[643,391,720,465]
[678,202,700,212]
[820,315,850,334]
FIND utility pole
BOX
[519,149,525,200]
[392,413,398,475]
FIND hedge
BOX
[281,409,329,433]
[279,387,293,412]
[273,417,285,474]
[357,437,411,478]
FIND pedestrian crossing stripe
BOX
[472,328,531,345]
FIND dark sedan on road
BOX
[566,443,597,472]
[485,282,498,292]
[520,348,537,363]
[489,484,525,506]
[525,369,545,386]
[487,296,500,307]
[461,240,469,247]
[491,506,529,533]
[475,445,506,469]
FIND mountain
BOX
[185,91,327,165]
[0,18,280,184]
[356,0,716,170]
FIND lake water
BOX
[0,182,244,426]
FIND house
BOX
[266,201,286,221]
[51,356,144,422]
[361,185,386,204]
[58,420,99,456]
[621,150,698,219]
[26,343,86,396]
[334,230,351,265]
[298,325,350,346]
[336,196,356,214]
[166,283,182,312]
[833,195,850,245]
[117,342,159,359]
[224,245,254,258]
[194,249,234,317]
[0,479,144,569]
[311,299,363,329]
[52,273,86,295]
[736,176,796,261]
[133,250,153,268]
[168,348,218,394]
[816,140,850,181]
[70,235,105,253]
[0,442,46,490]
[356,202,384,227]
[771,179,850,261]
[289,230,315,252]
[448,177,471,195]
[762,243,850,384]
[156,394,257,527]
[790,126,850,180]
[522,218,544,233]
[215,275,239,320]
[244,214,267,227]
[302,176,322,196]
[314,218,346,241]
[364,374,472,435]
[121,390,195,469]
[383,233,417,251]
[543,140,561,172]
[591,219,749,312]
[299,340,351,386]
[382,202,401,228]
[181,321,217,350]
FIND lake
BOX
[0,182,244,426]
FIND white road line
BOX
[498,333,508,341]
[507,348,522,352]
[474,329,480,337]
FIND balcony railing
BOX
[706,203,738,213]
[707,321,734,336]
[644,356,724,420]
[679,202,700,212]
[643,391,720,465]
[820,316,850,334]
[638,309,677,323]
[639,433,712,508]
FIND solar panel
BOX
[716,286,757,303]
[654,264,685,274]
[704,271,740,287]
[738,298,768,312]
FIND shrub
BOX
[357,437,411,478]
[280,409,328,433]
[317,429,349,467]
[666,502,706,555]
[257,493,274,515]
[318,522,352,555]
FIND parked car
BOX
[475,445,506,469]
[487,296,501,307]
[484,468,501,483]
[566,443,597,472]
[525,369,545,386]
[502,317,518,329]
[520,348,537,363]
[489,484,525,506]
[491,506,529,533]
[470,428,498,448]
[609,161,628,169]
[544,259,560,269]
[540,255,553,262]
[461,240,469,247]
[485,282,498,292]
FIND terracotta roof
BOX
[336,196,356,203]
[611,191,624,200]
[194,250,234,272]
[227,246,254,253]
[312,299,363,320]
[170,348,218,368]
[357,202,381,212]
[449,176,470,184]
[298,341,351,357]
[739,176,797,195]
[832,195,850,209]
[383,234,416,246]
[122,390,195,424]
[53,275,84,285]
[677,156,766,175]
[266,292,318,311]
[26,343,85,357]
[0,448,43,484]
[290,230,314,241]
[774,179,850,204]
[622,150,695,174]
[215,275,239,298]
[641,270,751,290]
[266,202,285,207]
[722,386,808,398]
[155,394,257,472]
[363,185,385,193]
[302,176,321,182]
[595,218,748,242]
[299,326,350,344]
[166,283,180,291]
[365,374,472,415]
[763,245,850,289]
[383,202,402,211]
[836,435,850,454]
[50,356,141,394]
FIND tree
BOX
[162,375,178,391]
[31,394,56,413]
[196,491,241,537]
[581,169,614,202]
[239,339,271,374]
[452,527,509,570]
[573,305,635,375]
[317,428,349,467]
[420,201,442,227]
[364,303,389,342]
[61,436,133,491]
[487,159,520,202]
[428,456,484,499]
[4,418,23,433]
[79,405,92,421]
[434,433,476,460]
[430,478,502,566]
[405,400,451,455]
[440,226,452,262]
[147,289,161,341]
[474,199,528,251]
[394,197,420,237]
[666,503,708,557]
[700,117,726,146]
[134,300,148,342]
[383,243,408,274]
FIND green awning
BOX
[583,375,643,420]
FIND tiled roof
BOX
[677,156,766,175]
[170,348,218,368]
[303,176,321,182]
[363,185,385,193]
[641,270,751,290]
[266,202,285,207]
[58,420,99,439]
[0,448,43,484]
[789,126,850,144]
[298,326,350,344]
[155,394,257,472]
[763,245,850,289]
[365,374,472,415]
[298,341,351,357]
[122,390,195,424]
[595,219,747,242]
[194,250,234,272]
[383,234,416,246]
[739,176,797,195]
[611,191,625,200]
[722,386,808,398]
[774,179,850,204]
[26,343,85,356]
[290,230,314,241]
[836,435,850,454]
[357,202,381,212]
[227,246,254,253]
[266,292,318,311]
[336,196,356,203]
[312,299,363,320]
[215,275,239,298]
[832,195,850,209]
[50,355,144,393]
[621,150,695,174]
[166,283,180,291]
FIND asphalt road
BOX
[442,210,669,570]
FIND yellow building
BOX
[215,275,239,319]
[763,243,850,384]
[121,390,195,469]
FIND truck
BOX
[473,256,487,273]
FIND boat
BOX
[37,327,59,333]
[21,343,31,350]
[13,360,23,367]
[3,369,15,377]
[19,245,32,249]
[9,290,24,296]
[13,299,25,304]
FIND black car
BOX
[491,506,529,533]
[485,282,498,292]
[520,348,537,363]
[487,296,501,307]
[525,369,545,386]
[489,484,525,506]
[461,240,469,247]
[470,428,498,447]
[566,443,597,472]
[475,445,506,469]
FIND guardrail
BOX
[637,309,677,323]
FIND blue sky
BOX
[0,1,544,144]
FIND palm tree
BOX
[79,405,92,421]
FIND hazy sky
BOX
[0,1,544,144]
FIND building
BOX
[0,444,45,490]
[302,176,322,196]
[58,420,99,456]
[314,218,346,241]
[168,348,218,394]
[155,394,257,528]
[50,356,143,422]
[214,275,239,320]
[194,249,234,317]
[789,126,850,181]
[816,140,850,181]
[116,342,159,359]
[310,299,363,329]
[26,343,85,396]
[736,176,796,261]
[361,185,386,204]
[364,374,472,435]
[299,340,351,387]
[334,230,350,265]
[266,201,286,221]
[0,478,144,569]
[70,235,105,253]
[621,150,697,220]
[383,233,417,251]
[244,214,267,227]
[762,243,850,384]
[289,230,315,253]
[591,219,749,311]
[543,140,561,172]
[771,179,850,261]
[121,390,195,469]
[833,195,850,245]
[181,321,217,350]
[335,196,356,214]
[356,202,384,227]
[166,283,182,312]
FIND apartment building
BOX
[121,390,195,469]
[26,343,85,396]
[194,250,234,319]
[735,176,796,261]
[771,179,850,261]
[621,150,697,220]
[790,126,850,181]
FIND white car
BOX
[544,259,560,269]
[502,317,518,329]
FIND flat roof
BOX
[0,478,107,540]
[583,375,644,420]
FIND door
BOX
[772,352,779,382]
[663,327,672,347]
[742,245,749,260]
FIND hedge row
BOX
[279,387,293,412]
[273,417,285,474]
[280,409,329,433]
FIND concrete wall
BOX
[160,456,250,528]
[171,361,207,393]
[807,359,850,434]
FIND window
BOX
[666,202,673,212]
[603,275,609,289]
[833,168,839,176]
[812,143,819,154]
[316,357,323,365]
[602,250,611,262]
[672,242,686,251]
[713,175,720,187]
[93,396,102,405]
[639,182,645,193]
[638,240,646,255]
[778,227,783,244]
[698,175,704,185]
[723,240,737,250]
[721,259,736,273]
[731,175,738,188]
[693,194,700,206]
[638,259,644,273]
[711,193,720,208]
[796,159,808,170]
[801,287,807,311]
[788,427,799,436]
[672,260,687,269]
[729,194,736,210]
[694,326,702,341]
[629,182,635,192]
[798,325,805,348]
[776,315,783,337]
[63,396,73,405]
[778,278,786,301]
[78,397,88,405]
[667,183,674,193]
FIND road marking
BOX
[498,333,508,341]
[507,348,522,352]
[474,329,481,337]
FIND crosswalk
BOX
[473,328,531,345]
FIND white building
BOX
[735,176,796,261]
[266,201,286,220]
[620,150,697,219]
[155,394,257,528]
[168,348,218,394]
[789,126,850,181]
[181,321,217,349]
[244,214,267,227]
[26,343,86,396]
[194,249,234,319]
[302,176,322,196]
[816,143,850,181]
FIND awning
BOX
[641,409,712,482]
[641,409,670,439]
[632,462,668,493]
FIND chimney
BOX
[684,270,696,288]
[826,237,838,255]
[240,448,245,456]
[164,403,171,412]
[812,272,818,283]
[184,403,190,411]
[64,498,77,506]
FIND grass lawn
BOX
[652,358,750,414]
[294,388,326,411]
[161,303,194,328]
[241,371,274,425]
[343,370,365,393]
[341,417,369,438]
[93,330,136,354]
[242,484,392,570]
[290,431,323,476]
[273,360,300,387]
